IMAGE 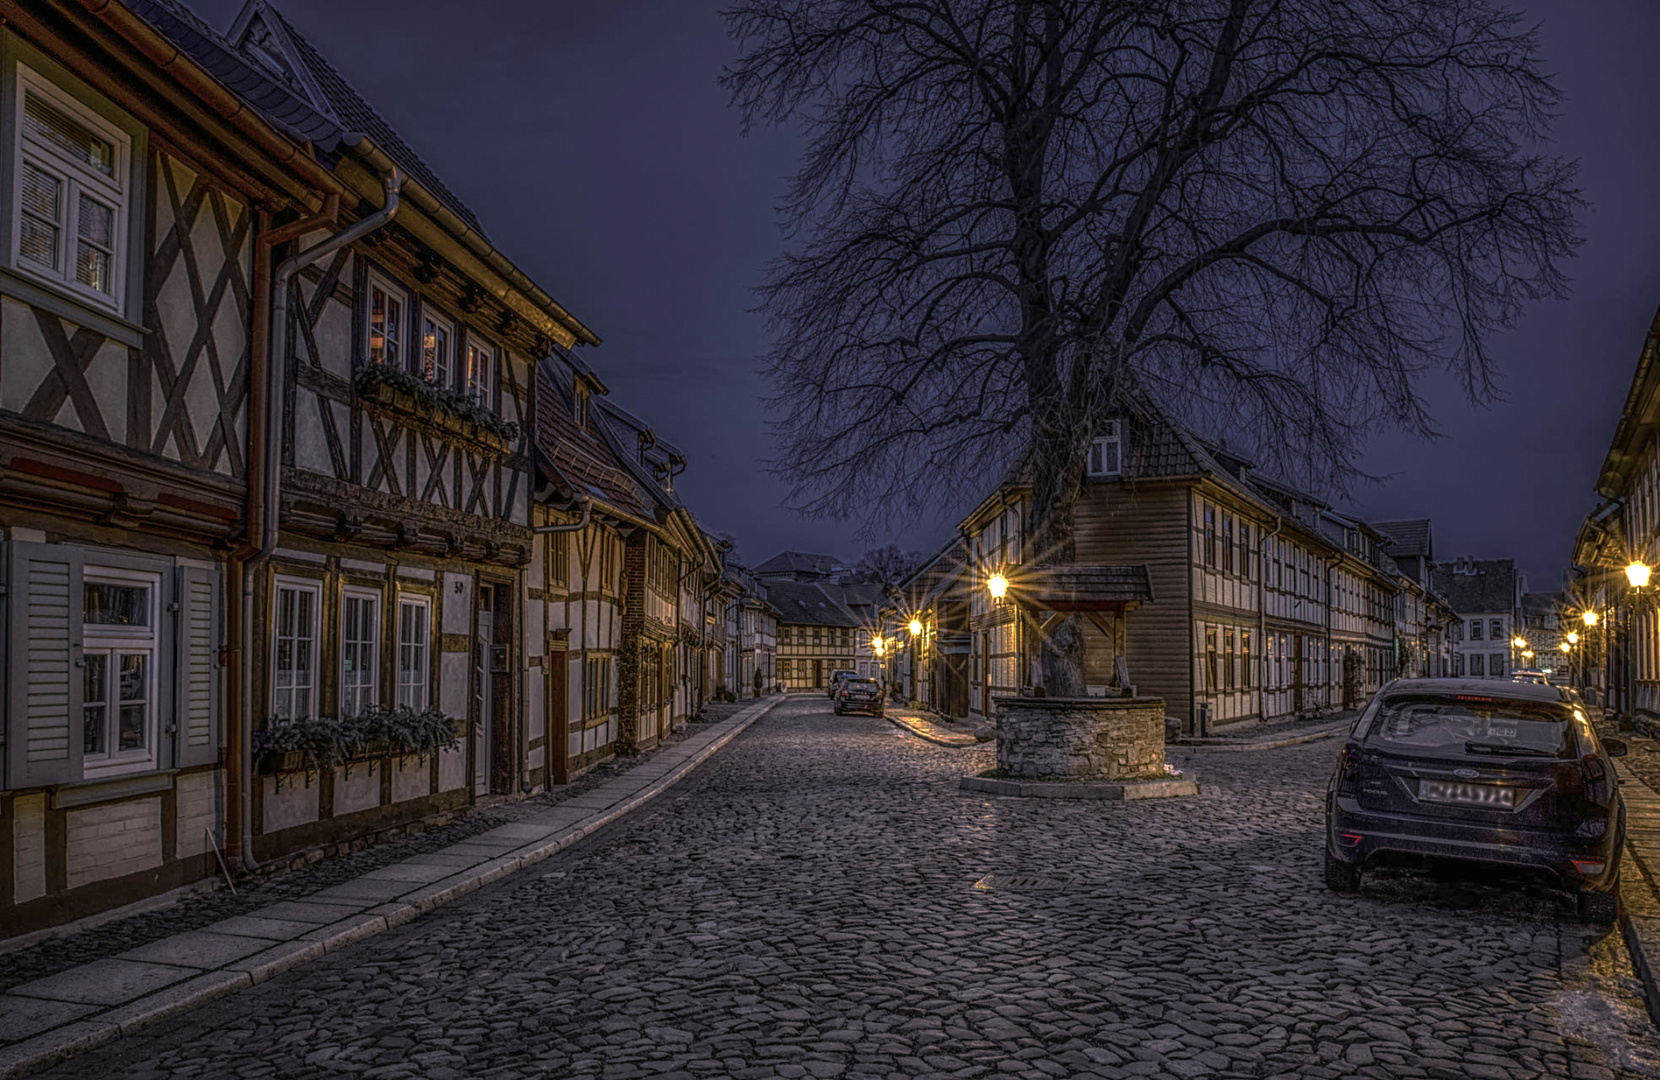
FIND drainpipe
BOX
[238,170,403,871]
[1258,514,1282,721]
[532,497,591,535]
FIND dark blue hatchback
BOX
[1324,678,1628,923]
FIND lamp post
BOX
[1625,562,1652,725]
[1512,635,1527,674]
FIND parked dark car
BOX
[834,677,885,717]
[826,669,858,698]
[1324,678,1626,923]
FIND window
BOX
[82,568,158,772]
[367,274,405,366]
[466,337,495,408]
[584,654,613,720]
[1203,505,1216,568]
[1490,654,1506,678]
[1087,421,1122,478]
[397,597,430,709]
[1470,619,1483,641]
[1223,514,1234,574]
[272,579,321,719]
[340,589,379,717]
[1489,619,1502,640]
[1205,626,1218,691]
[1470,653,1485,677]
[549,530,569,587]
[1224,629,1235,690]
[1242,630,1252,690]
[573,383,590,428]
[420,310,452,386]
[13,69,130,308]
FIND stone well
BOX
[995,696,1166,780]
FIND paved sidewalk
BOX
[1177,711,1356,751]
[1612,737,1660,1026]
[883,707,992,747]
[0,696,781,1080]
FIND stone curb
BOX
[0,697,782,1080]
[958,776,1200,800]
[883,713,985,748]
[1621,884,1660,1028]
[1176,722,1349,752]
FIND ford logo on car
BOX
[1454,768,1479,779]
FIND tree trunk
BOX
[1028,373,1090,699]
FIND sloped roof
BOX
[756,551,847,577]
[534,361,645,518]
[765,580,862,628]
[1521,591,1567,617]
[1014,564,1154,608]
[1430,559,1518,616]
[1373,519,1433,560]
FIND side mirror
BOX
[1605,738,1629,758]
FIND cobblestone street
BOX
[37,695,1660,1080]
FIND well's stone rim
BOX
[993,695,1165,709]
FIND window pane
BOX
[119,704,146,751]
[77,193,112,245]
[84,582,148,626]
[21,161,61,221]
[118,653,147,751]
[83,653,107,755]
[25,93,114,176]
[75,196,113,292]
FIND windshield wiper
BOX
[1464,741,1557,758]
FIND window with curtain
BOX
[273,580,320,719]
[397,597,429,709]
[340,589,379,717]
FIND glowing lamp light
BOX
[1512,636,1527,649]
[988,573,1008,599]
[1560,642,1571,653]
[1567,632,1579,644]
[1583,610,1599,627]
[1628,561,1652,588]
[1522,649,1534,659]
[909,618,923,636]
[872,636,884,652]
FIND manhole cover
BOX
[972,873,1068,893]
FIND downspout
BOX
[239,171,403,871]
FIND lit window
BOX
[397,597,430,709]
[421,311,452,386]
[466,338,495,409]
[82,569,158,772]
[13,68,129,308]
[340,588,379,717]
[272,579,321,719]
[368,274,405,365]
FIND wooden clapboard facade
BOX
[0,0,346,935]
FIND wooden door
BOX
[548,650,568,785]
[472,608,491,798]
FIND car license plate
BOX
[1419,779,1514,808]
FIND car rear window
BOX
[1362,694,1572,758]
[846,678,878,688]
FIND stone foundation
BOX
[995,696,1166,779]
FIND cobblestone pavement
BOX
[36,695,1660,1080]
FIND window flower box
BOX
[355,362,518,457]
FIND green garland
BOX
[254,706,461,774]
[356,362,522,444]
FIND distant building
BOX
[1430,558,1522,679]
[1520,591,1569,680]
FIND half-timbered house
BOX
[0,0,364,934]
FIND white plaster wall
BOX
[440,651,469,719]
[261,776,320,832]
[443,574,472,635]
[66,797,163,890]
[439,745,467,791]
[333,763,380,816]
[390,756,430,803]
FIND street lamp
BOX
[1628,561,1652,588]
[1512,636,1527,649]
[1560,642,1571,653]
[987,573,1008,600]
[1567,631,1579,645]
[908,618,923,637]
[1583,610,1599,627]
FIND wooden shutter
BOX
[6,542,84,788]
[174,566,220,768]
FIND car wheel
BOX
[1323,849,1362,893]
[1578,886,1619,925]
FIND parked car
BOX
[826,669,858,698]
[1511,670,1550,685]
[833,677,885,717]
[1324,678,1626,923]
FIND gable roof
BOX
[755,551,847,578]
[534,360,646,518]
[1430,559,1518,616]
[1373,519,1433,560]
[765,580,862,628]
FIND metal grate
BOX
[972,873,1068,893]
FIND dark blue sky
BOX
[196,0,1660,585]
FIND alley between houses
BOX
[27,696,1660,1080]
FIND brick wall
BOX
[65,797,164,890]
[175,770,219,858]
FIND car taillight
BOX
[1336,746,1360,797]
[1582,755,1611,805]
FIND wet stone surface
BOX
[36,695,1660,1080]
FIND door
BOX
[1293,636,1306,715]
[548,649,568,785]
[473,608,491,798]
[813,658,823,689]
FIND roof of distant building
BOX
[1430,558,1519,615]
[1521,590,1567,617]
[765,580,862,628]
[1372,519,1433,560]
[755,551,848,578]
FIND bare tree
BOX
[724,0,1579,694]
[857,544,926,587]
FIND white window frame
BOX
[396,595,431,710]
[420,308,453,388]
[271,576,322,720]
[465,335,496,410]
[366,270,407,367]
[339,586,380,718]
[81,565,161,777]
[1087,420,1123,478]
[12,64,130,311]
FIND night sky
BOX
[193,0,1660,587]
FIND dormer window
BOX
[1088,420,1122,478]
[573,382,590,428]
